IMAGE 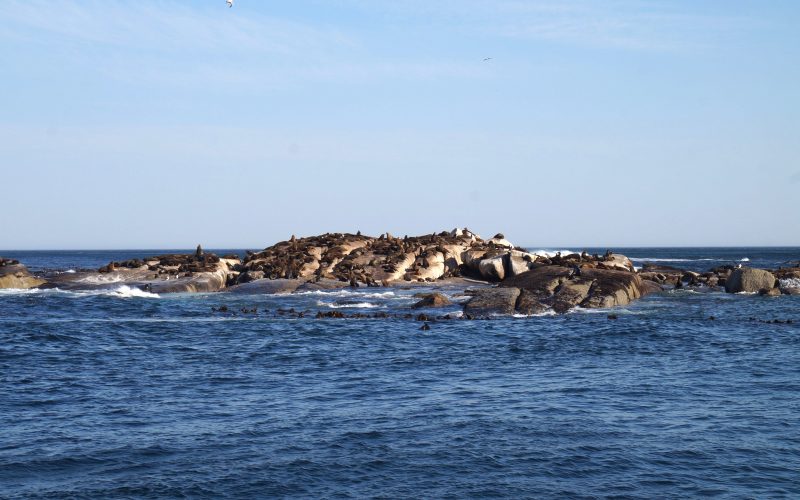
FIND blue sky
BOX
[1,0,798,249]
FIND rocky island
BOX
[2,229,799,317]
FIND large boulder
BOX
[597,253,635,272]
[515,289,549,315]
[464,287,520,317]
[501,266,653,312]
[577,268,649,309]
[549,278,594,314]
[0,261,45,289]
[725,268,776,294]
[478,255,506,281]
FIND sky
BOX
[0,0,798,249]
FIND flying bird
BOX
[226,0,233,7]
[483,57,492,61]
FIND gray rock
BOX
[725,268,777,293]
[515,289,549,315]
[464,287,521,317]
[225,278,304,294]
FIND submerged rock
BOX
[412,293,452,309]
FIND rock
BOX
[501,266,572,298]
[640,280,664,295]
[420,322,431,331]
[550,278,593,314]
[597,253,635,272]
[225,278,304,294]
[780,287,800,296]
[578,268,650,309]
[515,289,549,315]
[0,262,46,289]
[412,293,452,308]
[505,253,532,277]
[759,287,781,297]
[725,268,777,293]
[502,266,653,312]
[238,270,265,283]
[478,255,506,281]
[464,287,521,317]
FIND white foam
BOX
[512,310,556,318]
[105,285,160,299]
[65,269,76,274]
[293,290,397,299]
[528,249,577,258]
[0,285,159,299]
[316,300,382,309]
[779,277,800,289]
[78,274,125,284]
[740,257,750,262]
[631,258,716,263]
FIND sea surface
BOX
[1,248,799,498]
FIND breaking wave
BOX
[779,278,800,289]
[527,249,577,258]
[0,285,159,299]
[317,301,383,309]
[294,290,397,299]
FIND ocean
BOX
[1,248,798,498]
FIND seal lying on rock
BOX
[44,252,241,294]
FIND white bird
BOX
[226,0,233,7]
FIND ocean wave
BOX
[779,278,800,289]
[740,257,750,262]
[77,274,126,284]
[0,285,159,299]
[631,258,717,263]
[512,310,557,318]
[527,249,577,258]
[294,289,397,299]
[316,301,383,309]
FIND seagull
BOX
[483,57,492,62]
[226,0,233,7]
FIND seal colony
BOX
[2,229,799,316]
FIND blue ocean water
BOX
[1,248,799,498]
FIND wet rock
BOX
[412,293,452,309]
[759,287,781,297]
[578,268,650,309]
[464,287,521,317]
[225,278,304,295]
[725,268,776,294]
[515,289,549,315]
[550,278,594,314]
[420,322,431,331]
[502,266,652,313]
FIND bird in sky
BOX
[226,0,233,7]
[483,57,493,61]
